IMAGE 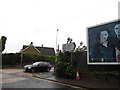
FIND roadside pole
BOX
[55,29,59,62]
[62,42,76,65]
[20,53,23,69]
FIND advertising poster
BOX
[87,20,120,64]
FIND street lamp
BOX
[56,29,59,52]
[56,29,59,61]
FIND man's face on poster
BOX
[114,24,120,40]
[100,31,109,43]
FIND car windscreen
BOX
[33,62,40,65]
[33,62,51,66]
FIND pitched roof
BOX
[21,45,55,56]
[37,47,55,56]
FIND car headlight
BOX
[28,67,31,69]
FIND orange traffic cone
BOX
[76,70,80,80]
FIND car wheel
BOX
[31,68,35,73]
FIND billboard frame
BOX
[87,19,120,65]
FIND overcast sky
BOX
[0,0,119,53]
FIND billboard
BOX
[87,20,120,64]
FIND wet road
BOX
[1,69,81,89]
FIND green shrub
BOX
[54,51,87,78]
[2,53,21,65]
[2,53,55,66]
[55,62,76,78]
[58,51,71,63]
[21,53,55,65]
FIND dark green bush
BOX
[54,51,87,79]
[2,53,21,65]
[58,51,71,63]
[55,62,76,78]
[2,53,55,66]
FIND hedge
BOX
[2,53,55,66]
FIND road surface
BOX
[1,69,86,90]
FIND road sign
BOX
[62,42,76,51]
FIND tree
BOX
[80,42,83,46]
[76,41,87,51]
[0,36,7,52]
[67,37,72,44]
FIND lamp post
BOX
[56,29,59,51]
[56,29,59,61]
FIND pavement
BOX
[35,68,120,89]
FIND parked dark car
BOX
[23,61,51,72]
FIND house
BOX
[20,42,55,56]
